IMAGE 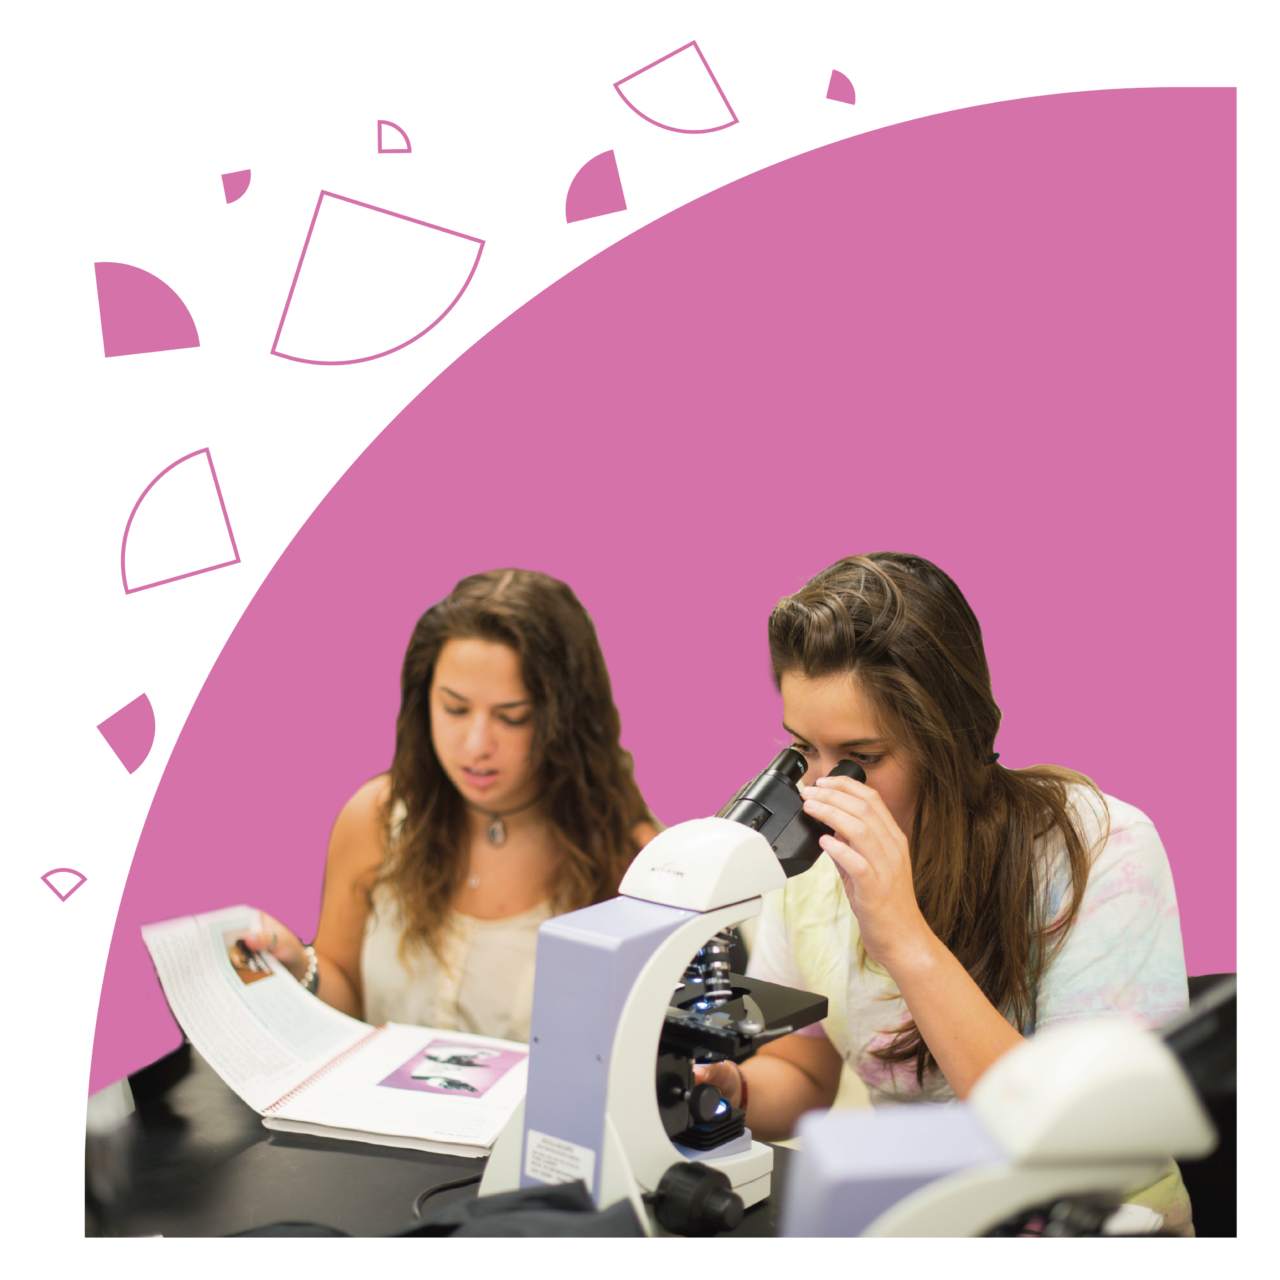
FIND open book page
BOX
[141,906,374,1113]
[266,1024,528,1151]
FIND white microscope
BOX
[778,999,1225,1236]
[479,749,858,1235]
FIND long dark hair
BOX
[374,569,654,959]
[768,553,1103,1085]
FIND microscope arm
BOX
[604,897,765,1199]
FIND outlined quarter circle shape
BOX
[613,40,739,134]
[377,120,412,153]
[269,190,485,365]
[120,448,241,593]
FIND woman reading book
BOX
[696,552,1194,1232]
[245,568,658,1042]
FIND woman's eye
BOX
[499,715,531,728]
[441,705,467,717]
[788,744,882,767]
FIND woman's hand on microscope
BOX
[800,773,929,973]
[691,1060,744,1109]
[241,911,309,982]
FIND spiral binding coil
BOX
[262,1024,386,1114]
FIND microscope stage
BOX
[661,972,828,1060]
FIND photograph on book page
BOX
[266,1024,527,1150]
[380,1037,526,1097]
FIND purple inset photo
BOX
[379,1037,525,1098]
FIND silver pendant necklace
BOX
[465,793,545,889]
[469,792,545,848]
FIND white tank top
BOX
[360,881,552,1041]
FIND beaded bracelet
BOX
[299,944,320,995]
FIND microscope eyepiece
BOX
[716,750,865,877]
[767,747,808,786]
[828,758,868,783]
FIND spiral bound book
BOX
[141,906,528,1157]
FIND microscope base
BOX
[698,1139,772,1209]
[645,1136,772,1235]
[479,1102,773,1234]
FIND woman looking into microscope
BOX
[698,552,1192,1231]
[243,568,657,1042]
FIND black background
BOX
[27,20,1228,1105]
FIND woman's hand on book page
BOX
[242,911,308,982]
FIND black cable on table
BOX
[411,1173,483,1218]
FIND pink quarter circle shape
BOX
[269,191,485,366]
[41,868,88,902]
[94,262,200,358]
[377,120,412,153]
[120,448,241,594]
[96,694,156,774]
[566,150,627,223]
[221,170,252,203]
[613,40,739,134]
[827,71,857,105]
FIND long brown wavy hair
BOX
[768,552,1105,1086]
[374,569,655,960]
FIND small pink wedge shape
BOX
[220,168,252,203]
[97,694,156,773]
[377,120,411,153]
[220,167,252,202]
[827,71,856,105]
[121,448,241,593]
[271,188,488,366]
[94,262,200,357]
[614,40,738,134]
[566,150,627,223]
[41,868,88,902]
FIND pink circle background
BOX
[91,88,1235,1094]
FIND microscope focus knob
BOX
[687,1082,723,1125]
[656,1073,687,1108]
[652,1162,745,1236]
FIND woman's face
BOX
[430,638,539,811]
[779,669,921,839]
